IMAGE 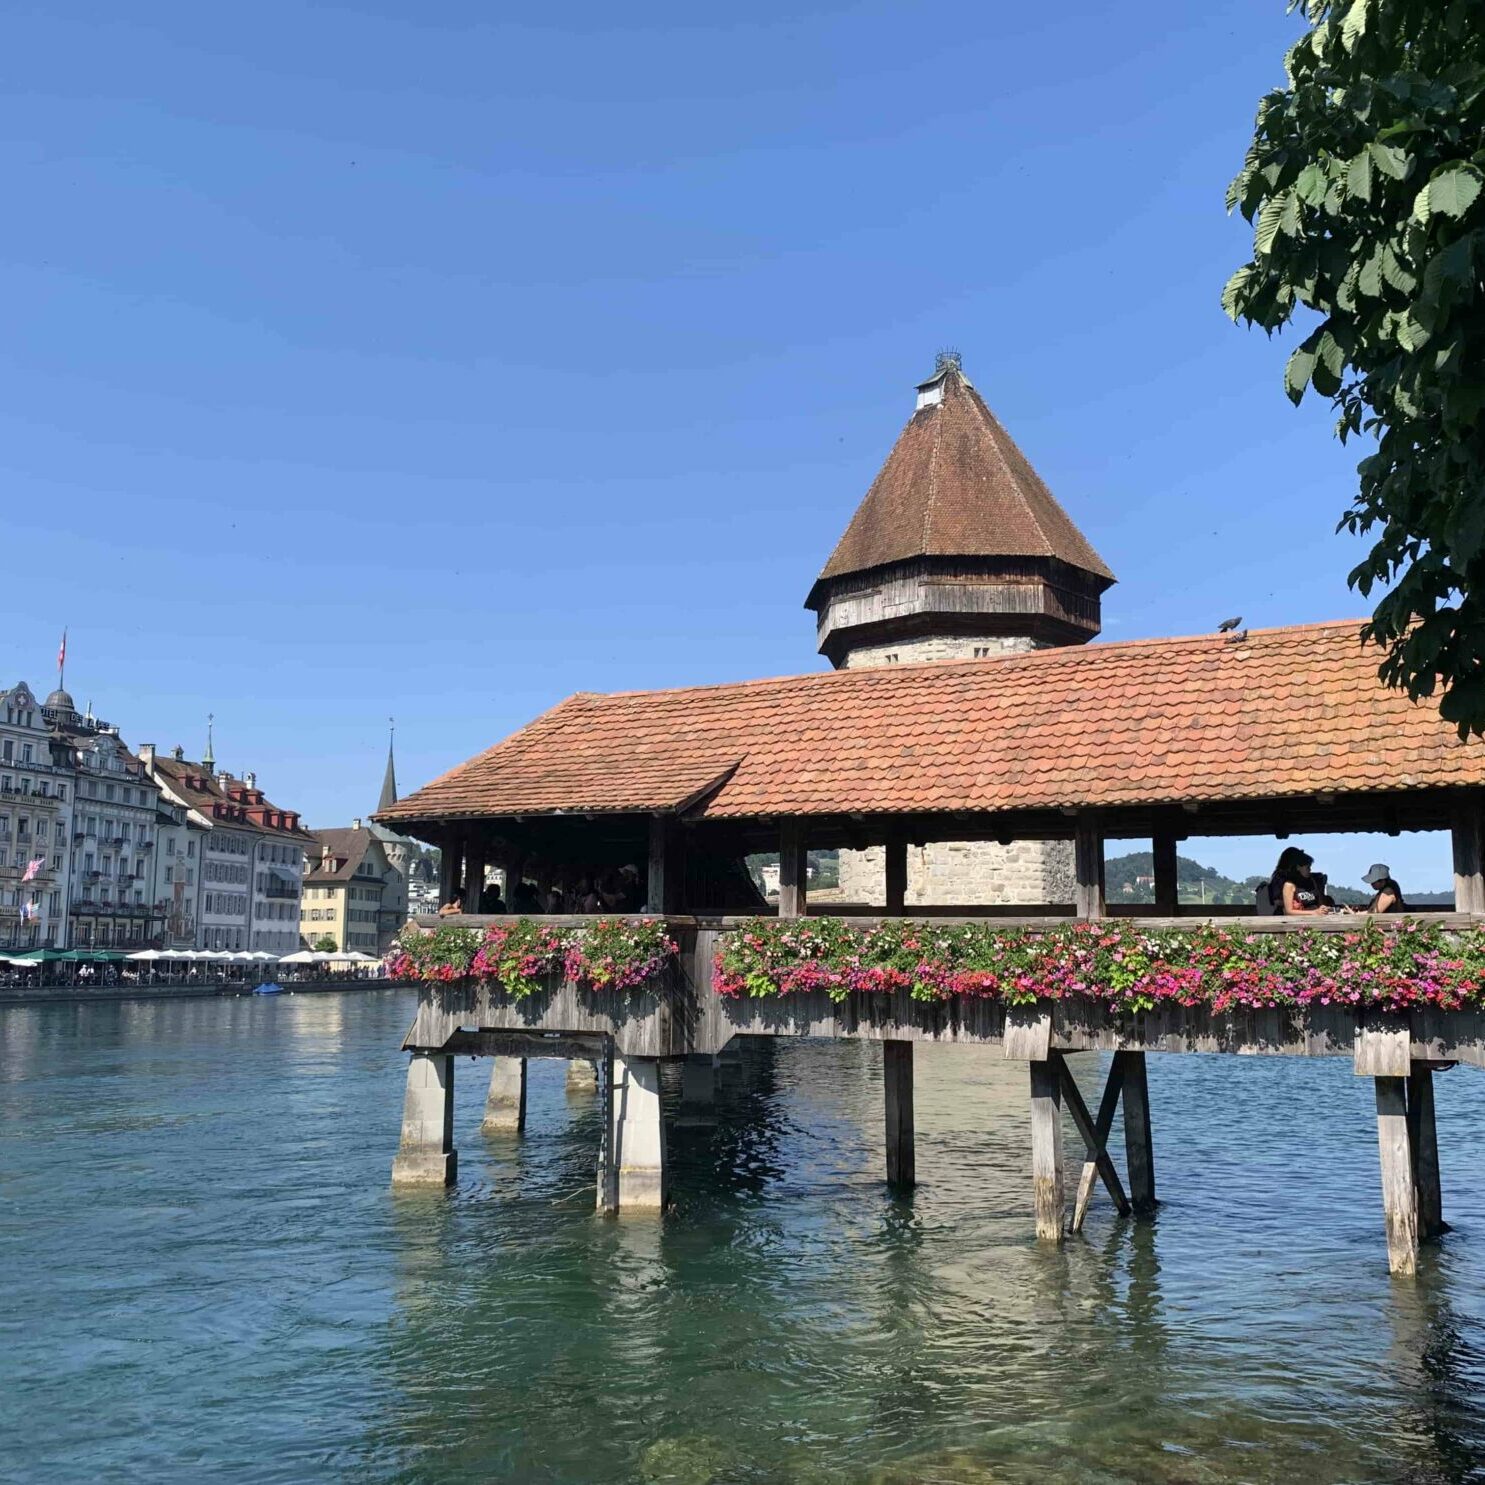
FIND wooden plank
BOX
[1071,1054,1128,1231]
[1029,1058,1065,1240]
[883,1039,915,1188]
[884,839,907,916]
[1120,1050,1157,1214]
[779,819,808,920]
[1355,1018,1410,1077]
[438,836,461,907]
[648,817,669,917]
[596,1041,618,1214]
[1375,1076,1419,1276]
[1453,803,1485,915]
[1003,1007,1052,1060]
[464,844,488,913]
[1074,816,1105,920]
[1407,1064,1446,1241]
[1152,832,1179,917]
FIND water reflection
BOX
[4,996,1485,1482]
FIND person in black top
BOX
[479,881,507,914]
[510,880,543,914]
[1362,863,1407,913]
[1269,847,1329,916]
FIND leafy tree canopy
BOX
[1224,0,1485,732]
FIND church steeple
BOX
[806,355,1114,668]
[378,719,398,813]
[203,712,216,772]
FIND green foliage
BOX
[312,935,339,953]
[1224,0,1485,732]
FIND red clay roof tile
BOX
[377,622,1485,825]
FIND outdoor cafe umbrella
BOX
[127,950,164,961]
[278,950,320,964]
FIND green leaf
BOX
[1421,233,1477,309]
[1295,162,1329,205]
[1221,264,1256,321]
[1414,164,1484,224]
[1341,0,1370,51]
[1396,313,1432,352]
[1381,243,1417,293]
[1368,142,1411,180]
[1285,329,1323,403]
[1348,148,1374,202]
[1357,244,1385,297]
[1317,328,1348,377]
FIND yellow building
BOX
[301,824,399,953]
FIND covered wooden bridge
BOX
[376,620,1485,1275]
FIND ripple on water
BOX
[3,998,1485,1483]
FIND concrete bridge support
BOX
[481,1057,527,1133]
[566,1058,598,1095]
[598,1055,668,1213]
[391,1051,457,1186]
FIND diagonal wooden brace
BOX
[1061,1053,1132,1232]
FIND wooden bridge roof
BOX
[374,621,1485,828]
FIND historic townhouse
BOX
[0,681,74,950]
[140,745,312,953]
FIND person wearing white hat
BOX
[1362,863,1406,914]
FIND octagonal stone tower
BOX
[810,355,1115,906]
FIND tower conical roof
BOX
[807,364,1113,607]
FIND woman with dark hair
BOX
[1270,847,1329,915]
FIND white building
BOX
[140,744,310,953]
[0,681,74,950]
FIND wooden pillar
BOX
[1152,831,1179,917]
[464,840,488,915]
[481,1057,527,1133]
[391,1051,457,1186]
[1452,803,1485,914]
[1119,1049,1157,1214]
[596,1043,618,1213]
[883,1039,915,1188]
[1074,815,1104,920]
[648,816,682,915]
[1375,1076,1419,1275]
[1029,1057,1065,1240]
[884,839,907,916]
[438,834,462,909]
[778,819,807,919]
[1407,1065,1445,1241]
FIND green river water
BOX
[2,988,1484,1484]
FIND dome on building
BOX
[44,687,76,713]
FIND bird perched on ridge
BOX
[1217,616,1243,633]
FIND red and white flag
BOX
[21,857,44,882]
[57,629,67,674]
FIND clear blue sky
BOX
[0,0,1453,889]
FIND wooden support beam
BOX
[1119,1050,1157,1214]
[1407,1064,1446,1242]
[648,817,672,916]
[779,819,808,919]
[1375,1075,1419,1275]
[884,839,907,916]
[438,835,462,908]
[1152,832,1179,917]
[883,1039,915,1189]
[1067,1054,1130,1231]
[464,842,488,914]
[1029,1058,1065,1240]
[1452,803,1485,914]
[1074,816,1105,920]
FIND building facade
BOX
[808,357,1115,906]
[0,681,74,950]
[140,746,311,952]
[302,824,401,953]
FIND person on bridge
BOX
[1269,848,1330,915]
[1362,863,1407,914]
